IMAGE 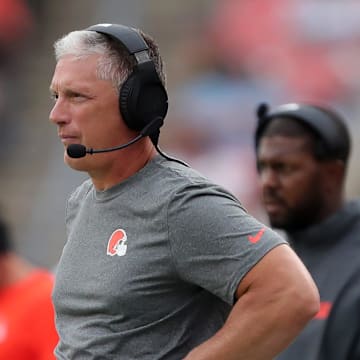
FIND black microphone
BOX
[66,117,164,159]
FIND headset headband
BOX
[255,103,351,162]
[87,24,149,60]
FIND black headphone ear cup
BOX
[119,75,137,130]
[119,68,168,131]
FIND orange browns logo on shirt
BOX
[107,229,128,256]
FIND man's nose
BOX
[260,168,279,189]
[49,98,70,125]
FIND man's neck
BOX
[90,141,157,191]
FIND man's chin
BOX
[269,216,302,233]
[268,212,287,230]
[64,155,88,172]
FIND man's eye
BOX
[50,93,58,101]
[71,93,87,101]
[277,164,293,174]
[257,162,265,173]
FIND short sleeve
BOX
[167,183,287,305]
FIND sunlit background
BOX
[1,0,360,268]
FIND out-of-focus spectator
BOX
[254,102,360,359]
[0,207,58,359]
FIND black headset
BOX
[255,102,351,163]
[86,23,168,134]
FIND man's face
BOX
[257,135,325,231]
[49,54,133,171]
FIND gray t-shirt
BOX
[53,155,286,359]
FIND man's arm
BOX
[184,244,320,360]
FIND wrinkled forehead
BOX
[50,54,101,87]
[54,54,100,77]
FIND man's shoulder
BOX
[68,178,93,202]
[148,158,244,217]
[152,156,221,191]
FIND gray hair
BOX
[53,29,166,92]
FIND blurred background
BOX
[1,0,360,269]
